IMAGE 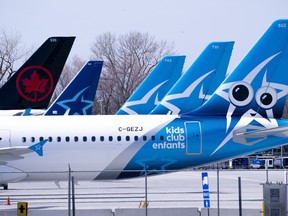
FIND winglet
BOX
[28,139,48,156]
[22,108,32,116]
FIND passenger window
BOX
[91,136,96,142]
[31,137,35,142]
[126,136,130,141]
[117,136,121,141]
[134,136,138,141]
[39,137,44,141]
[48,137,53,142]
[83,136,87,142]
[151,136,155,141]
[160,136,164,141]
[143,136,147,141]
[74,136,78,142]
[65,136,70,142]
[22,137,26,143]
[57,137,61,142]
[100,136,104,142]
[109,136,113,141]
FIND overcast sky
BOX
[1,0,287,73]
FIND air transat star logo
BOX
[159,70,215,114]
[56,87,94,115]
[16,66,54,102]
[120,80,168,114]
[211,52,288,155]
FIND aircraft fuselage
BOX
[0,115,286,183]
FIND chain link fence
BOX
[0,168,287,214]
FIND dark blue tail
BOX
[44,61,103,115]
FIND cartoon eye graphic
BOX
[228,81,254,107]
[255,86,277,109]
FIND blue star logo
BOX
[159,70,215,114]
[120,81,168,114]
[56,87,94,115]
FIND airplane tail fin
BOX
[150,41,234,115]
[190,20,288,120]
[44,61,103,115]
[0,37,75,110]
[116,56,185,115]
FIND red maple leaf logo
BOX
[22,70,49,94]
[16,65,54,102]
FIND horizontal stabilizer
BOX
[233,125,288,145]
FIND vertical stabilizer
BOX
[44,61,103,115]
[151,41,234,115]
[0,37,75,109]
[191,20,288,120]
[116,56,185,115]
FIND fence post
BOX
[238,177,242,216]
[68,165,71,216]
[72,176,75,216]
[145,168,148,216]
[217,164,220,216]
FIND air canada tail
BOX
[150,41,234,115]
[191,20,288,120]
[0,37,75,110]
[116,56,185,115]
[44,61,103,115]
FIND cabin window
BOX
[48,137,53,142]
[117,136,121,141]
[100,136,104,142]
[74,136,78,142]
[151,135,155,141]
[83,136,87,142]
[31,137,35,142]
[91,136,96,142]
[143,136,147,141]
[160,135,164,141]
[108,136,113,141]
[126,136,130,141]
[57,137,61,142]
[65,136,70,142]
[39,137,44,141]
[134,136,139,141]
[22,137,26,142]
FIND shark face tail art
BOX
[0,37,75,110]
[116,56,185,115]
[150,41,234,115]
[188,20,288,155]
[44,61,103,116]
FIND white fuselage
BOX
[0,115,177,182]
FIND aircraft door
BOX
[0,130,11,148]
[185,121,202,155]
